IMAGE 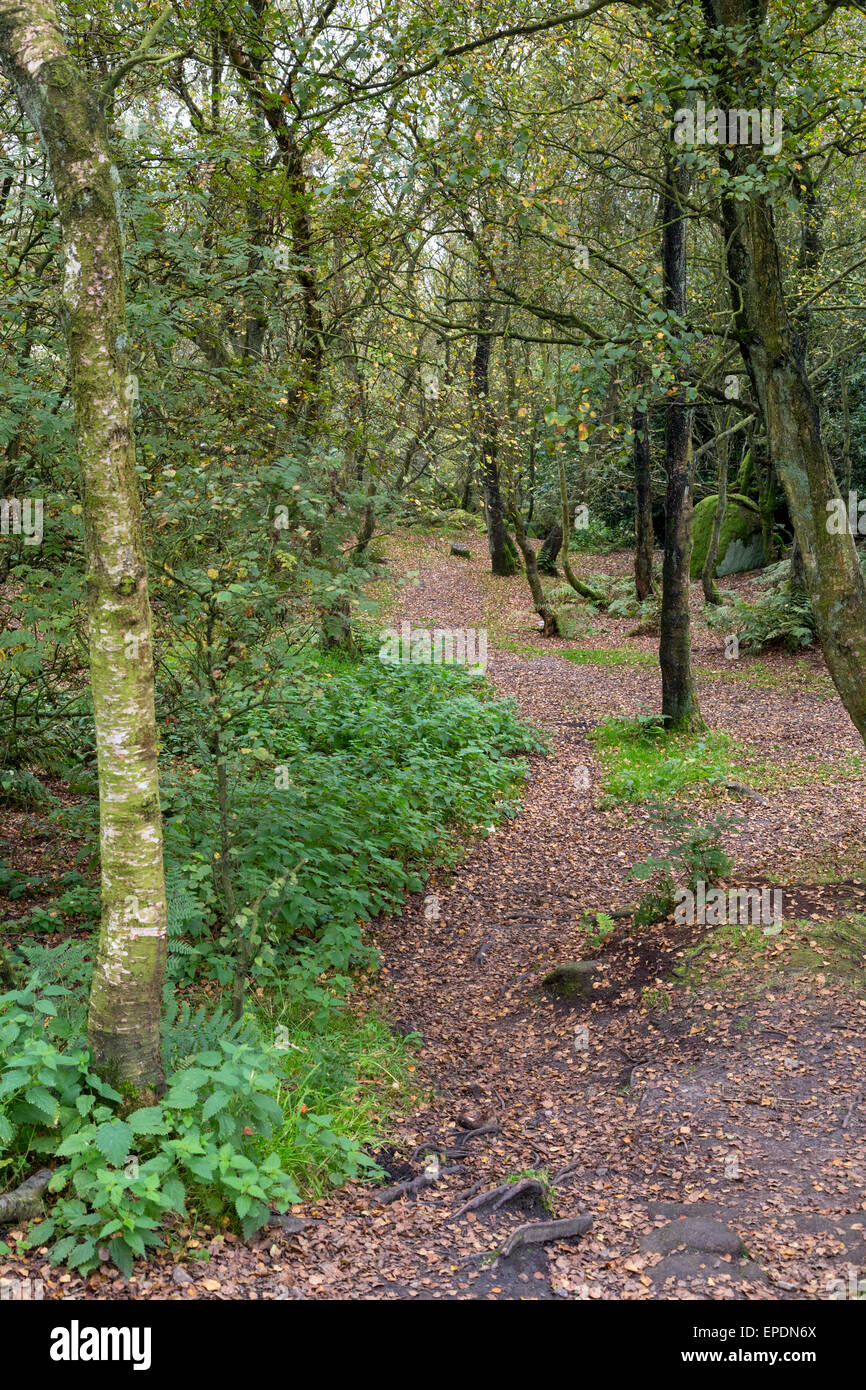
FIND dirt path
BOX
[241,532,864,1301]
[14,531,864,1302]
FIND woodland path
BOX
[21,531,866,1301]
[202,531,866,1301]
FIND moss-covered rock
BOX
[691,493,765,579]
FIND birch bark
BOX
[0,0,167,1092]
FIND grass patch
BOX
[589,715,745,805]
[696,657,835,697]
[251,992,422,1196]
[737,748,866,797]
[562,646,655,669]
[496,637,549,658]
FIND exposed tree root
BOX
[374,1165,461,1206]
[411,1123,500,1164]
[0,1168,52,1225]
[499,1214,593,1257]
[452,1176,547,1220]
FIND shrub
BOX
[1,977,299,1276]
[703,563,816,652]
[156,647,546,1002]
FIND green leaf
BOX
[94,1119,133,1166]
[24,1085,58,1122]
[164,1087,197,1109]
[49,1234,78,1265]
[201,1090,229,1121]
[161,1174,186,1213]
[67,1239,97,1271]
[127,1106,171,1136]
[109,1237,134,1277]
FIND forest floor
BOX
[6,530,866,1300]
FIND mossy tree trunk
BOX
[841,361,852,498]
[659,140,704,732]
[0,0,167,1093]
[537,520,562,576]
[633,401,655,600]
[702,428,729,605]
[508,501,559,636]
[750,440,778,564]
[557,453,604,602]
[707,0,866,746]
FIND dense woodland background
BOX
[0,0,865,1300]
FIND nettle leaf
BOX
[24,1084,59,1122]
[67,1239,97,1272]
[128,1106,172,1136]
[164,1087,197,1110]
[170,1067,210,1088]
[109,1237,134,1278]
[0,1070,30,1096]
[48,1234,78,1265]
[239,1202,269,1240]
[94,1119,133,1167]
[201,1090,229,1121]
[161,1174,186,1213]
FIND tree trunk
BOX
[841,361,852,498]
[707,0,866,745]
[659,140,703,732]
[223,30,324,426]
[473,297,517,576]
[633,401,654,600]
[702,428,729,605]
[750,440,778,563]
[558,454,604,602]
[0,0,167,1093]
[537,521,562,576]
[508,504,559,636]
[790,535,807,598]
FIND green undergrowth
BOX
[251,991,421,1196]
[587,714,864,807]
[562,646,656,669]
[0,941,420,1277]
[589,715,748,805]
[696,657,834,697]
[36,641,545,999]
[1,636,540,1279]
